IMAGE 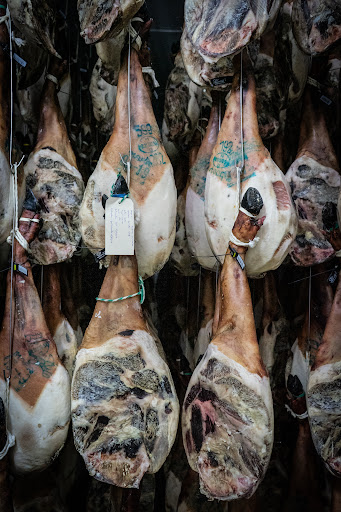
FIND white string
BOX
[239,206,254,217]
[126,23,132,189]
[237,50,244,211]
[4,7,16,454]
[142,66,160,88]
[230,231,260,248]
[285,404,308,420]
[335,249,341,257]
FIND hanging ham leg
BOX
[0,398,12,512]
[71,254,179,488]
[307,268,341,476]
[182,200,273,500]
[184,0,281,62]
[292,0,341,55]
[24,58,84,265]
[287,83,340,266]
[42,265,78,376]
[186,93,219,271]
[0,202,70,473]
[205,53,297,276]
[80,47,176,279]
[0,3,24,245]
[78,0,145,43]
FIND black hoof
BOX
[287,374,304,398]
[241,187,263,216]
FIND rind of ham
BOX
[204,56,297,277]
[71,255,179,488]
[184,0,282,62]
[24,62,85,266]
[95,29,127,86]
[163,52,202,149]
[0,212,70,473]
[7,0,59,57]
[186,95,219,271]
[292,0,341,55]
[24,150,84,265]
[77,0,144,44]
[182,344,273,500]
[287,86,340,267]
[80,49,176,280]
[182,213,273,501]
[89,59,117,135]
[307,270,341,476]
[180,28,234,91]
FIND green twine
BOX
[0,5,6,9]
[96,276,145,304]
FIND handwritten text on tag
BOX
[105,197,134,255]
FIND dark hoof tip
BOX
[241,187,263,216]
[287,374,304,397]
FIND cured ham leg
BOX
[24,58,84,265]
[0,204,70,473]
[42,265,78,377]
[0,3,24,245]
[7,0,59,57]
[205,54,297,276]
[71,255,179,488]
[186,93,219,271]
[307,268,341,476]
[182,199,273,500]
[78,0,145,43]
[292,0,341,55]
[184,0,281,62]
[80,47,176,279]
[287,83,340,266]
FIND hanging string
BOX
[1,5,16,459]
[126,23,132,189]
[235,49,244,213]
[307,266,312,359]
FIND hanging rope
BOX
[2,5,17,456]
[96,276,145,304]
[235,49,244,213]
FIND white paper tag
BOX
[105,197,134,255]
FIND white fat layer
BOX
[288,339,309,392]
[53,319,78,376]
[193,318,213,367]
[186,187,216,271]
[80,157,176,279]
[308,360,341,390]
[0,364,70,473]
[205,155,297,276]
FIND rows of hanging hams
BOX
[0,0,340,509]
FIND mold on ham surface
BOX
[184,0,282,62]
[77,0,145,44]
[292,0,341,55]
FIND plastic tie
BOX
[239,206,254,218]
[19,217,39,223]
[46,73,60,91]
[230,231,260,248]
[285,404,308,420]
[96,276,145,304]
